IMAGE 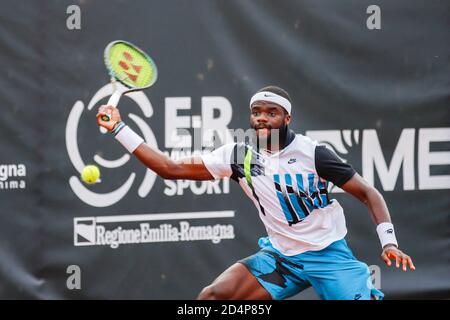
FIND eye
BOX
[269,112,276,117]
[252,111,259,116]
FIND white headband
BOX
[249,91,292,115]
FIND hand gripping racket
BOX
[101,40,158,122]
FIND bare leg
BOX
[197,263,271,300]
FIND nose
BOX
[255,113,268,123]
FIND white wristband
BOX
[376,222,398,249]
[114,126,144,153]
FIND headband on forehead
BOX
[249,91,292,115]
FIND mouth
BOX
[255,126,271,136]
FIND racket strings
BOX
[107,42,156,89]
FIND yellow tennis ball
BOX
[81,165,101,184]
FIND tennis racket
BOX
[101,40,158,122]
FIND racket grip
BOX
[102,91,123,122]
[107,91,122,107]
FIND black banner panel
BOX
[0,0,449,299]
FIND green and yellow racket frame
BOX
[101,40,158,121]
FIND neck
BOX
[255,125,294,153]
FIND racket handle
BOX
[102,91,123,121]
[108,91,122,107]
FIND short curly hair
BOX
[257,85,291,102]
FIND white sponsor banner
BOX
[74,210,235,248]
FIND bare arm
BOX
[96,105,214,181]
[341,173,415,271]
[133,143,214,180]
[340,173,391,225]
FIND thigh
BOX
[206,263,272,300]
[239,249,311,300]
[303,241,385,301]
[309,259,367,300]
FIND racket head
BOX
[104,40,158,90]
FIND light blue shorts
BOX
[239,237,384,300]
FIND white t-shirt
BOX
[200,132,356,256]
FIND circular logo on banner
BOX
[66,83,158,207]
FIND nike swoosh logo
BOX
[264,94,274,97]
[288,159,297,164]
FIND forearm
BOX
[341,174,401,251]
[97,107,213,181]
[365,188,400,248]
[115,126,213,181]
[364,188,392,225]
[133,142,176,179]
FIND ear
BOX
[284,114,291,125]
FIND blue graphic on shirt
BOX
[273,173,329,226]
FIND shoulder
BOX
[211,142,237,153]
[295,133,319,147]
[313,144,356,186]
[201,142,237,163]
[290,133,319,157]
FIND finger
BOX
[96,112,108,119]
[395,255,400,268]
[388,252,400,268]
[402,257,408,271]
[98,105,107,113]
[381,253,391,266]
[104,105,115,113]
[407,257,416,271]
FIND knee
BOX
[197,284,233,300]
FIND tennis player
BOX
[97,86,415,300]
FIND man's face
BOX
[250,101,291,139]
